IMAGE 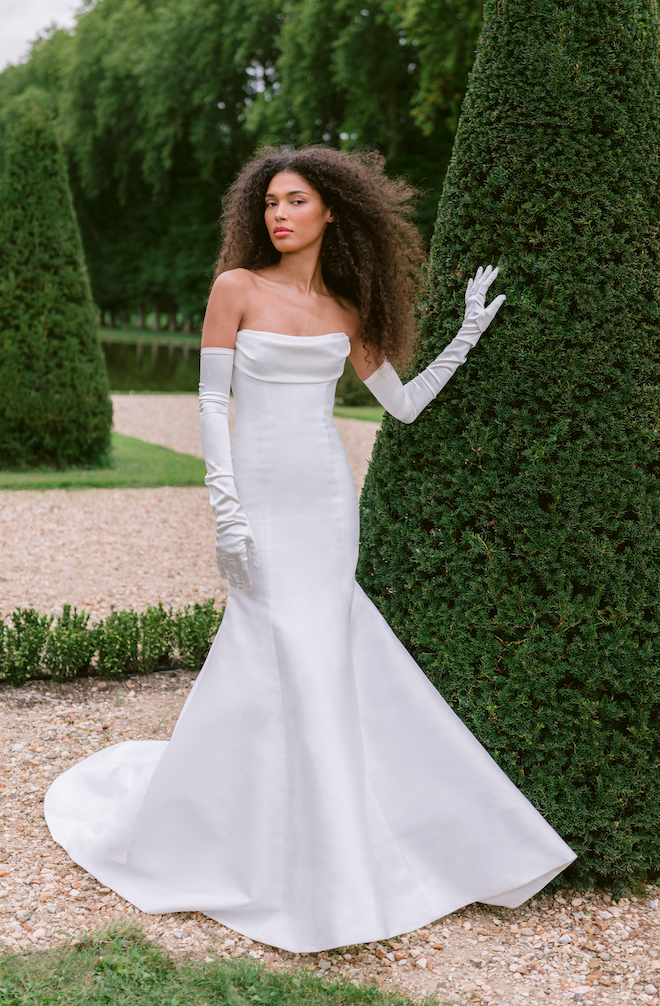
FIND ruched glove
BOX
[364,265,506,423]
[199,347,260,592]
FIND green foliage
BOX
[43,604,96,681]
[0,89,112,469]
[139,603,175,673]
[0,922,428,1006]
[0,0,483,321]
[97,609,140,677]
[399,0,485,136]
[248,0,482,236]
[174,599,224,671]
[0,601,223,684]
[0,434,206,491]
[0,609,53,686]
[359,0,660,887]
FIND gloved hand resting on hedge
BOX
[364,264,506,423]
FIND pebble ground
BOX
[2,396,658,1003]
[0,397,378,620]
[0,673,658,1005]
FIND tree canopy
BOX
[0,0,482,329]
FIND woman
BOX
[45,146,574,954]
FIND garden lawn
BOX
[0,924,430,1006]
[333,406,384,423]
[0,434,205,490]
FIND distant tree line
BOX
[0,0,483,332]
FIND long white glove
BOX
[364,265,505,423]
[199,347,259,592]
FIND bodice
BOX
[233,329,350,384]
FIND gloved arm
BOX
[364,265,505,424]
[199,347,259,592]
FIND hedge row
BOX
[358,0,660,889]
[0,600,223,686]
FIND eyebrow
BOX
[264,189,309,199]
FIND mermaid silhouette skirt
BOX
[45,330,575,953]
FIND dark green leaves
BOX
[0,90,112,469]
[359,0,660,888]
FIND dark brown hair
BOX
[214,146,425,365]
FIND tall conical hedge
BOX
[0,89,111,468]
[358,1,660,888]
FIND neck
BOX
[275,241,325,293]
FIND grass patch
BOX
[0,434,205,491]
[333,406,383,423]
[0,924,434,1005]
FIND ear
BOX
[325,206,334,223]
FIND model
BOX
[45,146,575,953]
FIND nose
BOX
[274,202,287,220]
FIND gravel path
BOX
[1,673,659,1004]
[0,486,220,620]
[3,398,659,1003]
[0,396,379,620]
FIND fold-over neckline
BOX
[237,328,349,341]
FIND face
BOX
[264,171,333,253]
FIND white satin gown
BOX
[45,329,575,953]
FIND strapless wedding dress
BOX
[45,330,574,953]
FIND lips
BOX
[274,228,292,236]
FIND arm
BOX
[355,265,505,424]
[199,347,259,592]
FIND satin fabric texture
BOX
[45,329,575,953]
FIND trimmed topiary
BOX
[0,89,112,468]
[358,0,660,887]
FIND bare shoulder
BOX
[203,269,255,348]
[210,268,256,298]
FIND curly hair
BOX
[214,146,425,365]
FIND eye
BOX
[291,198,305,205]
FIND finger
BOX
[465,277,474,303]
[248,538,261,569]
[238,558,253,592]
[222,557,239,590]
[484,293,506,324]
[480,265,499,292]
[474,265,484,285]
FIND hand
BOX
[215,524,260,592]
[463,264,506,335]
